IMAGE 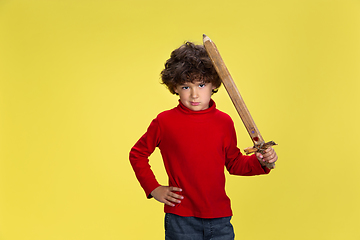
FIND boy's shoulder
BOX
[214,107,232,118]
[214,108,235,126]
[155,106,178,119]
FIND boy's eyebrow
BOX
[178,81,206,86]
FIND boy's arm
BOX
[226,153,270,175]
[225,122,276,176]
[129,118,162,198]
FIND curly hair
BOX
[161,42,221,95]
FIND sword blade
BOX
[203,35,264,145]
[203,34,275,168]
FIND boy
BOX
[129,41,278,240]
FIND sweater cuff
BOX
[145,183,161,199]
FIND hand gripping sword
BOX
[203,34,277,169]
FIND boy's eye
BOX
[182,86,189,90]
[199,84,205,88]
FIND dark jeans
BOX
[165,213,235,240]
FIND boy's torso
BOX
[155,100,235,218]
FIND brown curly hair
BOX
[161,41,221,95]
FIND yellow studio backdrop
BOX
[0,0,359,239]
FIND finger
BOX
[268,154,278,163]
[169,187,183,192]
[267,149,276,159]
[169,192,184,200]
[166,195,182,204]
[255,152,264,161]
[264,152,277,163]
[264,147,272,153]
[263,149,276,160]
[262,152,273,160]
[262,147,273,157]
[163,199,176,207]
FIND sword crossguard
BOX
[244,141,277,169]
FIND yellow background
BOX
[1,0,359,239]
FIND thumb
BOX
[255,152,264,161]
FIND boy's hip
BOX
[165,213,234,240]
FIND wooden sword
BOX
[203,34,276,169]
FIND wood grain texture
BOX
[203,34,275,169]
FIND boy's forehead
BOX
[180,80,206,85]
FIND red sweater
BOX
[129,99,270,218]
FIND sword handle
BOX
[244,141,277,169]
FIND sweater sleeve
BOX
[129,118,162,198]
[224,121,271,176]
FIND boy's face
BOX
[174,81,215,111]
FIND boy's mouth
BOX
[190,102,200,106]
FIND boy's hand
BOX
[255,147,278,167]
[151,186,184,207]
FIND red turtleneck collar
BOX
[177,99,216,115]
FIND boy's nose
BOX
[191,89,199,98]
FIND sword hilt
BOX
[244,141,277,169]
